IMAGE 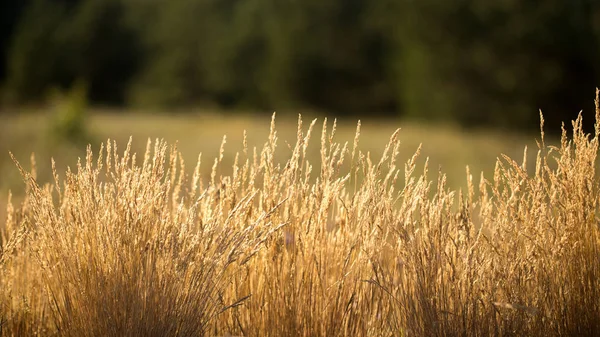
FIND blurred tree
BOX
[64,0,142,104]
[390,0,600,130]
[291,0,397,114]
[2,0,600,132]
[4,0,67,103]
[5,0,141,105]
[127,0,226,107]
[0,0,30,85]
[127,0,397,113]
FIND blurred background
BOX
[0,0,599,201]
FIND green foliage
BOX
[391,0,600,130]
[65,0,142,104]
[0,0,29,83]
[48,81,89,144]
[4,0,140,105]
[2,0,600,131]
[4,0,67,104]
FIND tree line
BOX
[1,0,600,131]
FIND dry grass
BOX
[1,94,600,336]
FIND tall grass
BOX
[1,94,600,336]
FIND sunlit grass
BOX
[2,99,599,335]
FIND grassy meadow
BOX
[0,108,536,193]
[1,102,599,336]
[0,109,536,227]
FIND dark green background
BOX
[2,0,600,132]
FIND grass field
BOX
[0,108,537,193]
[0,108,538,225]
[3,106,599,336]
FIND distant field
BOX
[1,109,539,214]
[0,109,541,224]
[0,109,538,192]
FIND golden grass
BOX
[1,95,599,336]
